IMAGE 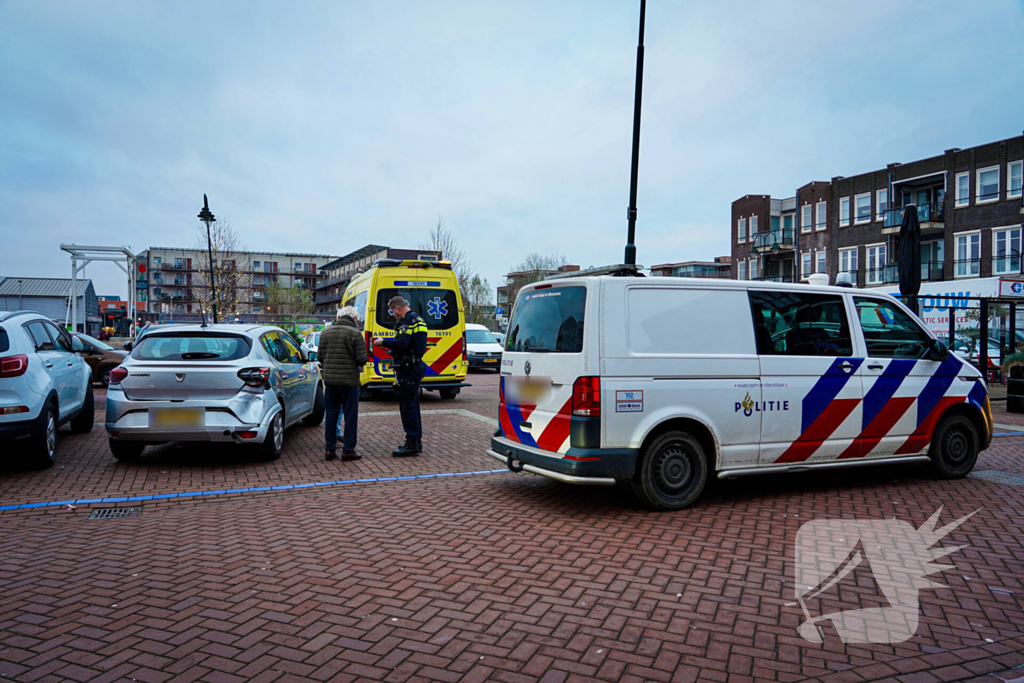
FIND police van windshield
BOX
[505,286,586,353]
[376,289,459,330]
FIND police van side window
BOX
[749,291,853,357]
[854,297,931,359]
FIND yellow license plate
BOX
[484,358,497,363]
[149,408,205,429]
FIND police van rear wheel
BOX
[631,431,707,511]
[930,414,978,479]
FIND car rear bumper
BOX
[467,357,501,369]
[105,388,279,443]
[488,432,637,483]
[0,416,39,440]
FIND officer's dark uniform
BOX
[382,306,428,456]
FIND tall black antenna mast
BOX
[623,0,646,266]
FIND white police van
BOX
[486,266,992,510]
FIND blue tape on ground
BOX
[994,431,1024,436]
[1,468,506,512]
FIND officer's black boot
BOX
[416,438,423,453]
[392,439,420,457]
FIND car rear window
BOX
[132,333,252,361]
[505,286,586,353]
[0,328,8,353]
[375,288,460,330]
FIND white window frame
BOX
[737,260,747,281]
[976,165,999,204]
[750,215,759,236]
[1008,160,1023,199]
[749,258,758,280]
[737,217,747,243]
[815,250,827,274]
[839,247,858,275]
[954,230,982,279]
[801,252,812,278]
[800,205,812,233]
[854,192,872,225]
[839,197,850,226]
[815,201,826,231]
[865,243,887,285]
[992,226,1022,275]
[955,172,970,207]
[876,189,888,222]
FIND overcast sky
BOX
[2,1,1023,301]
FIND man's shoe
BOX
[325,450,336,461]
[340,451,362,462]
[392,441,420,457]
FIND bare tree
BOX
[513,253,568,273]
[265,281,314,318]
[421,216,474,306]
[192,219,253,320]
[465,274,494,326]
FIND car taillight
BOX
[0,354,29,378]
[107,366,128,385]
[462,331,467,358]
[365,331,373,357]
[572,376,601,417]
[237,367,271,387]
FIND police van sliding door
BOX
[749,291,863,465]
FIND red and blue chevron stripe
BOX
[776,358,862,463]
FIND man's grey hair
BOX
[337,306,359,321]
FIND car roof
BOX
[141,323,275,336]
[0,310,46,323]
[465,323,491,330]
[521,275,893,298]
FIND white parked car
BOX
[0,311,95,468]
[465,323,503,371]
[301,330,321,362]
[488,270,992,510]
[105,324,324,462]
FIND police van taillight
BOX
[572,376,601,417]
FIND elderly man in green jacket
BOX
[317,306,368,461]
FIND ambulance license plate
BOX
[149,408,205,429]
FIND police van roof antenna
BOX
[623,0,646,269]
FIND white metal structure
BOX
[60,244,137,334]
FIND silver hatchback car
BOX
[105,324,324,461]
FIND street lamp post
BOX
[198,194,218,324]
[623,0,646,267]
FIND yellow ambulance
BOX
[342,259,469,399]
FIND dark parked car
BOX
[72,332,127,386]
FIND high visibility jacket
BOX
[382,311,428,368]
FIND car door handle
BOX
[44,362,53,368]
[67,361,74,367]
[868,363,884,371]
[838,361,854,371]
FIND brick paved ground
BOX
[2,370,1024,682]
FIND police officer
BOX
[374,295,428,456]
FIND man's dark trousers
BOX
[395,369,422,442]
[324,385,359,454]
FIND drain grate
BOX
[88,506,142,520]
[969,470,1024,486]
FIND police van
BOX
[486,266,993,510]
[342,259,469,399]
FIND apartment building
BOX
[313,245,442,314]
[136,247,338,316]
[650,256,732,278]
[731,131,1024,287]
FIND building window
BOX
[815,201,826,231]
[253,305,261,313]
[801,252,812,278]
[993,227,1022,275]
[153,256,162,266]
[750,215,758,236]
[749,259,758,280]
[977,166,999,203]
[921,240,944,280]
[801,205,812,233]
[866,244,887,285]
[854,193,871,224]
[816,250,827,274]
[1009,161,1023,199]
[738,217,747,242]
[840,248,858,278]
[956,172,970,207]
[876,189,888,221]
[955,232,981,277]
[839,197,850,226]
[253,261,260,268]
[737,261,747,280]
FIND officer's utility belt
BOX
[394,355,423,373]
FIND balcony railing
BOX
[992,253,1023,276]
[954,259,982,278]
[315,291,344,305]
[315,274,352,291]
[864,265,899,285]
[922,260,944,281]
[749,228,795,254]
[883,202,944,228]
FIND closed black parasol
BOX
[897,204,922,315]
